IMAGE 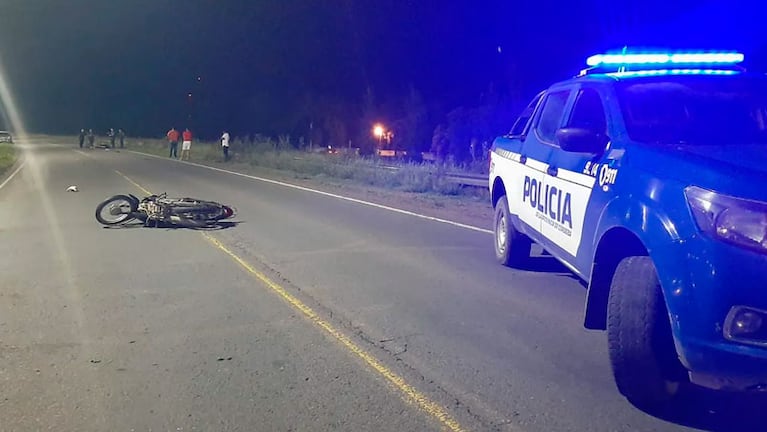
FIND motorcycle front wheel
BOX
[95,195,137,225]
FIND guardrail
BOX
[444,173,487,187]
[378,163,487,188]
[295,156,488,188]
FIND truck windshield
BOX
[616,75,767,145]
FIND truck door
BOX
[542,86,609,262]
[518,88,574,241]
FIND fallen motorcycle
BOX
[95,192,235,228]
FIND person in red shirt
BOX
[166,127,180,158]
[181,128,193,160]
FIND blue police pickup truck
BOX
[489,51,767,408]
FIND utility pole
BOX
[309,120,313,151]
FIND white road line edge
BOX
[126,150,493,235]
[74,149,92,157]
[0,161,26,191]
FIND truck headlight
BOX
[685,186,767,253]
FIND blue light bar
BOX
[607,69,740,78]
[586,52,744,67]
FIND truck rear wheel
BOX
[494,196,531,268]
[607,256,687,409]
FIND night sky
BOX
[0,0,764,141]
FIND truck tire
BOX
[607,256,686,409]
[494,196,531,268]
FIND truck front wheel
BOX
[607,256,688,409]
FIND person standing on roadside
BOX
[166,127,180,158]
[78,128,86,148]
[118,128,126,148]
[108,128,116,148]
[180,128,193,161]
[221,130,230,162]
[87,129,95,148]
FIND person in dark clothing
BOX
[118,129,126,148]
[87,129,95,148]
[78,129,85,148]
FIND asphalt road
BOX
[1,138,765,432]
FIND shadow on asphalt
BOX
[637,385,767,431]
[521,255,570,273]
[101,220,242,231]
[518,254,582,284]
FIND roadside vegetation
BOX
[0,144,16,177]
[129,136,490,200]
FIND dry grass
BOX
[126,137,488,199]
[0,144,17,176]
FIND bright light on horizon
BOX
[372,124,384,138]
[0,52,92,345]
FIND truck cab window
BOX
[536,90,571,142]
[568,88,607,134]
[510,91,544,136]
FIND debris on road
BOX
[66,185,78,192]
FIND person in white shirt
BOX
[221,130,230,161]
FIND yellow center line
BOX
[115,169,152,195]
[113,169,468,432]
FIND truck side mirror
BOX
[555,127,608,154]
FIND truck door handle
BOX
[547,166,558,176]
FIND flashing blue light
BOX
[586,52,744,67]
[607,69,740,78]
[670,53,744,64]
